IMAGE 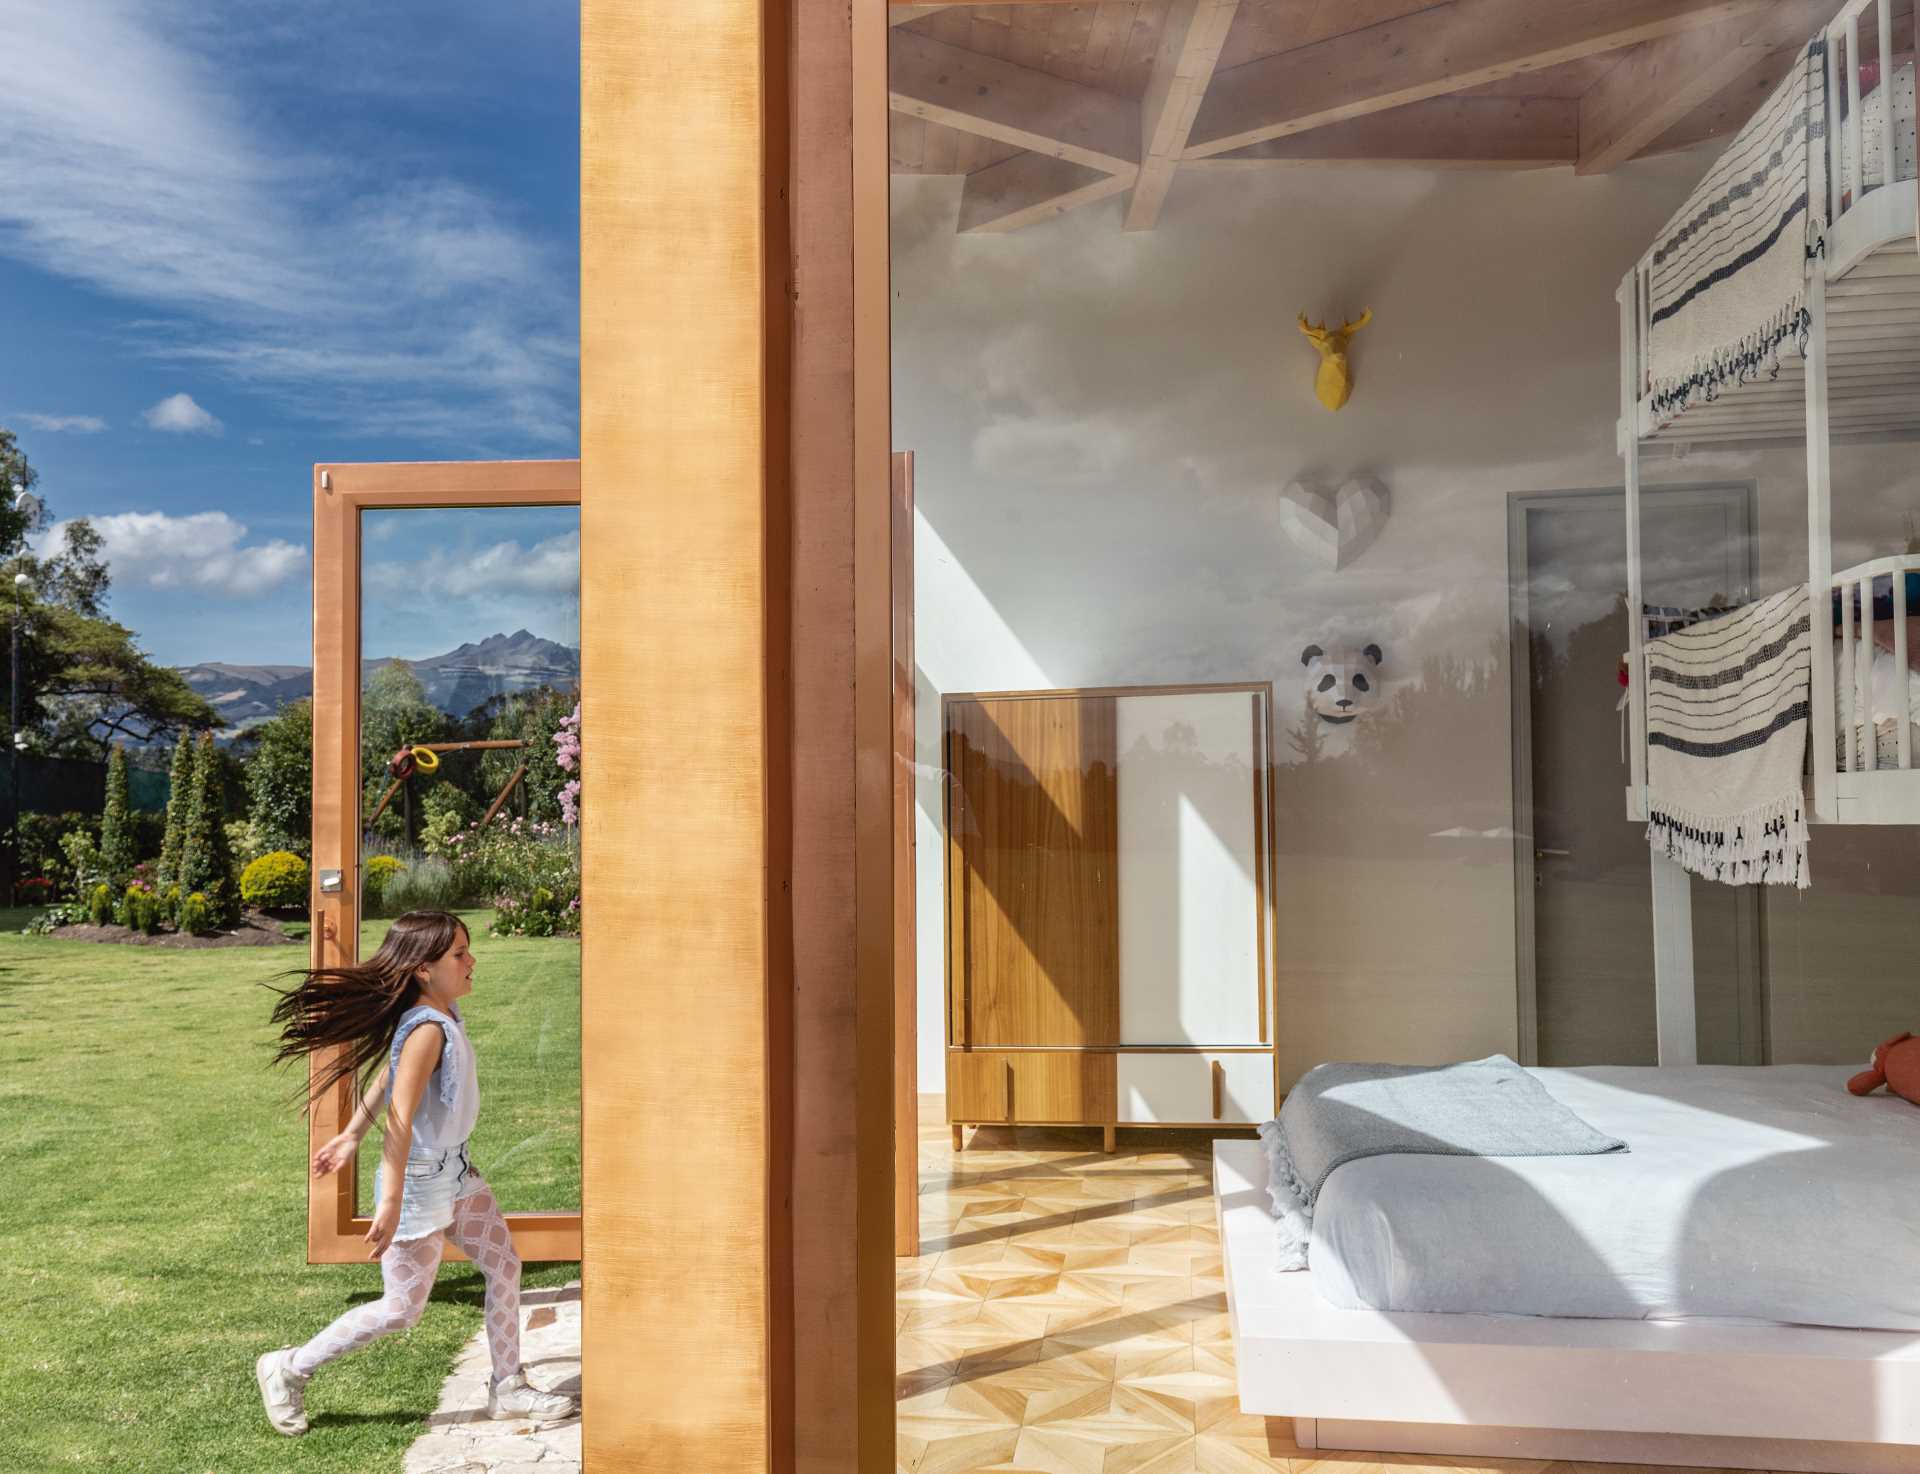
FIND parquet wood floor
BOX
[900,1104,1781,1474]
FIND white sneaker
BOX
[255,1347,310,1436]
[487,1371,578,1423]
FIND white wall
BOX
[894,160,1920,1092]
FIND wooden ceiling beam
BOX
[1575,1,1834,174]
[1185,0,1773,160]
[1186,96,1578,170]
[958,154,1139,233]
[1643,42,1809,155]
[1125,0,1243,231]
[889,30,1140,173]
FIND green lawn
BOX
[0,908,581,1474]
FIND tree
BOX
[0,428,49,562]
[244,698,313,856]
[178,731,236,921]
[0,428,218,756]
[360,663,446,842]
[157,733,196,888]
[100,744,137,886]
[478,685,578,824]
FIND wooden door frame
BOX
[1505,482,1764,1067]
[893,451,918,1257]
[308,458,582,1264]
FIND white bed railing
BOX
[1831,553,1919,776]
[1825,0,1906,220]
[1616,0,1917,434]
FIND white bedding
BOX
[1835,638,1920,768]
[1307,1065,1920,1330]
[1836,61,1916,194]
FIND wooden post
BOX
[893,452,919,1257]
[581,1,891,1467]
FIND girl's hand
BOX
[311,1132,359,1178]
[365,1199,401,1260]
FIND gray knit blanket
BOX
[1645,584,1812,889]
[1645,36,1826,423]
[1258,1056,1627,1271]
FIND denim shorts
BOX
[374,1141,486,1242]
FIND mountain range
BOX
[178,630,580,733]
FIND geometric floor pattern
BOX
[900,1103,1708,1474]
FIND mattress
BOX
[1306,1064,1920,1330]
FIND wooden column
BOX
[581,0,782,1467]
[581,1,893,1470]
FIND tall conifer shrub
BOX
[99,744,137,886]
[156,734,195,889]
[178,732,236,923]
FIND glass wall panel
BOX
[355,506,581,1215]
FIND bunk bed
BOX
[1216,9,1920,1472]
[1618,0,1920,1063]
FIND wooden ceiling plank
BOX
[890,29,1140,172]
[958,152,1139,232]
[1185,0,1773,159]
[1084,4,1140,77]
[1187,96,1578,168]
[1126,0,1243,231]
[1576,1,1833,174]
[890,5,949,27]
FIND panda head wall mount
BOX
[1302,643,1384,724]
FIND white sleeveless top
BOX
[388,1002,480,1151]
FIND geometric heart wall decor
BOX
[1276,475,1389,571]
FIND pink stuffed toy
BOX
[1848,1033,1920,1105]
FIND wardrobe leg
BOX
[951,1123,965,1152]
[1102,1124,1116,1154]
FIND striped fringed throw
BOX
[1645,585,1812,888]
[1645,37,1827,424]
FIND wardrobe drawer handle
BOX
[1211,1060,1224,1121]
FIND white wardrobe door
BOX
[1116,691,1264,1045]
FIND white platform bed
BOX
[1215,1132,1920,1473]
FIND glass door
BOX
[308,461,582,1263]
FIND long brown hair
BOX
[267,909,469,1110]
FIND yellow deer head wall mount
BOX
[1296,308,1372,412]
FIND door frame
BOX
[1506,482,1763,1067]
[308,458,582,1264]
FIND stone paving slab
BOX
[402,1282,582,1474]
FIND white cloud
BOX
[365,530,580,600]
[15,412,108,433]
[49,509,307,597]
[0,1,576,449]
[972,412,1145,486]
[143,392,223,435]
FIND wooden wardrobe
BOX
[943,682,1277,1150]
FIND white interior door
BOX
[1117,690,1264,1045]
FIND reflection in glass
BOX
[355,507,581,1215]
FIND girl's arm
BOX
[310,1063,391,1177]
[366,1024,443,1259]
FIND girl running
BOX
[255,909,576,1435]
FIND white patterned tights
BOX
[289,1184,523,1382]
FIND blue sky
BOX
[0,1,580,667]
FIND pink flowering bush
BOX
[553,704,581,826]
[441,813,580,935]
